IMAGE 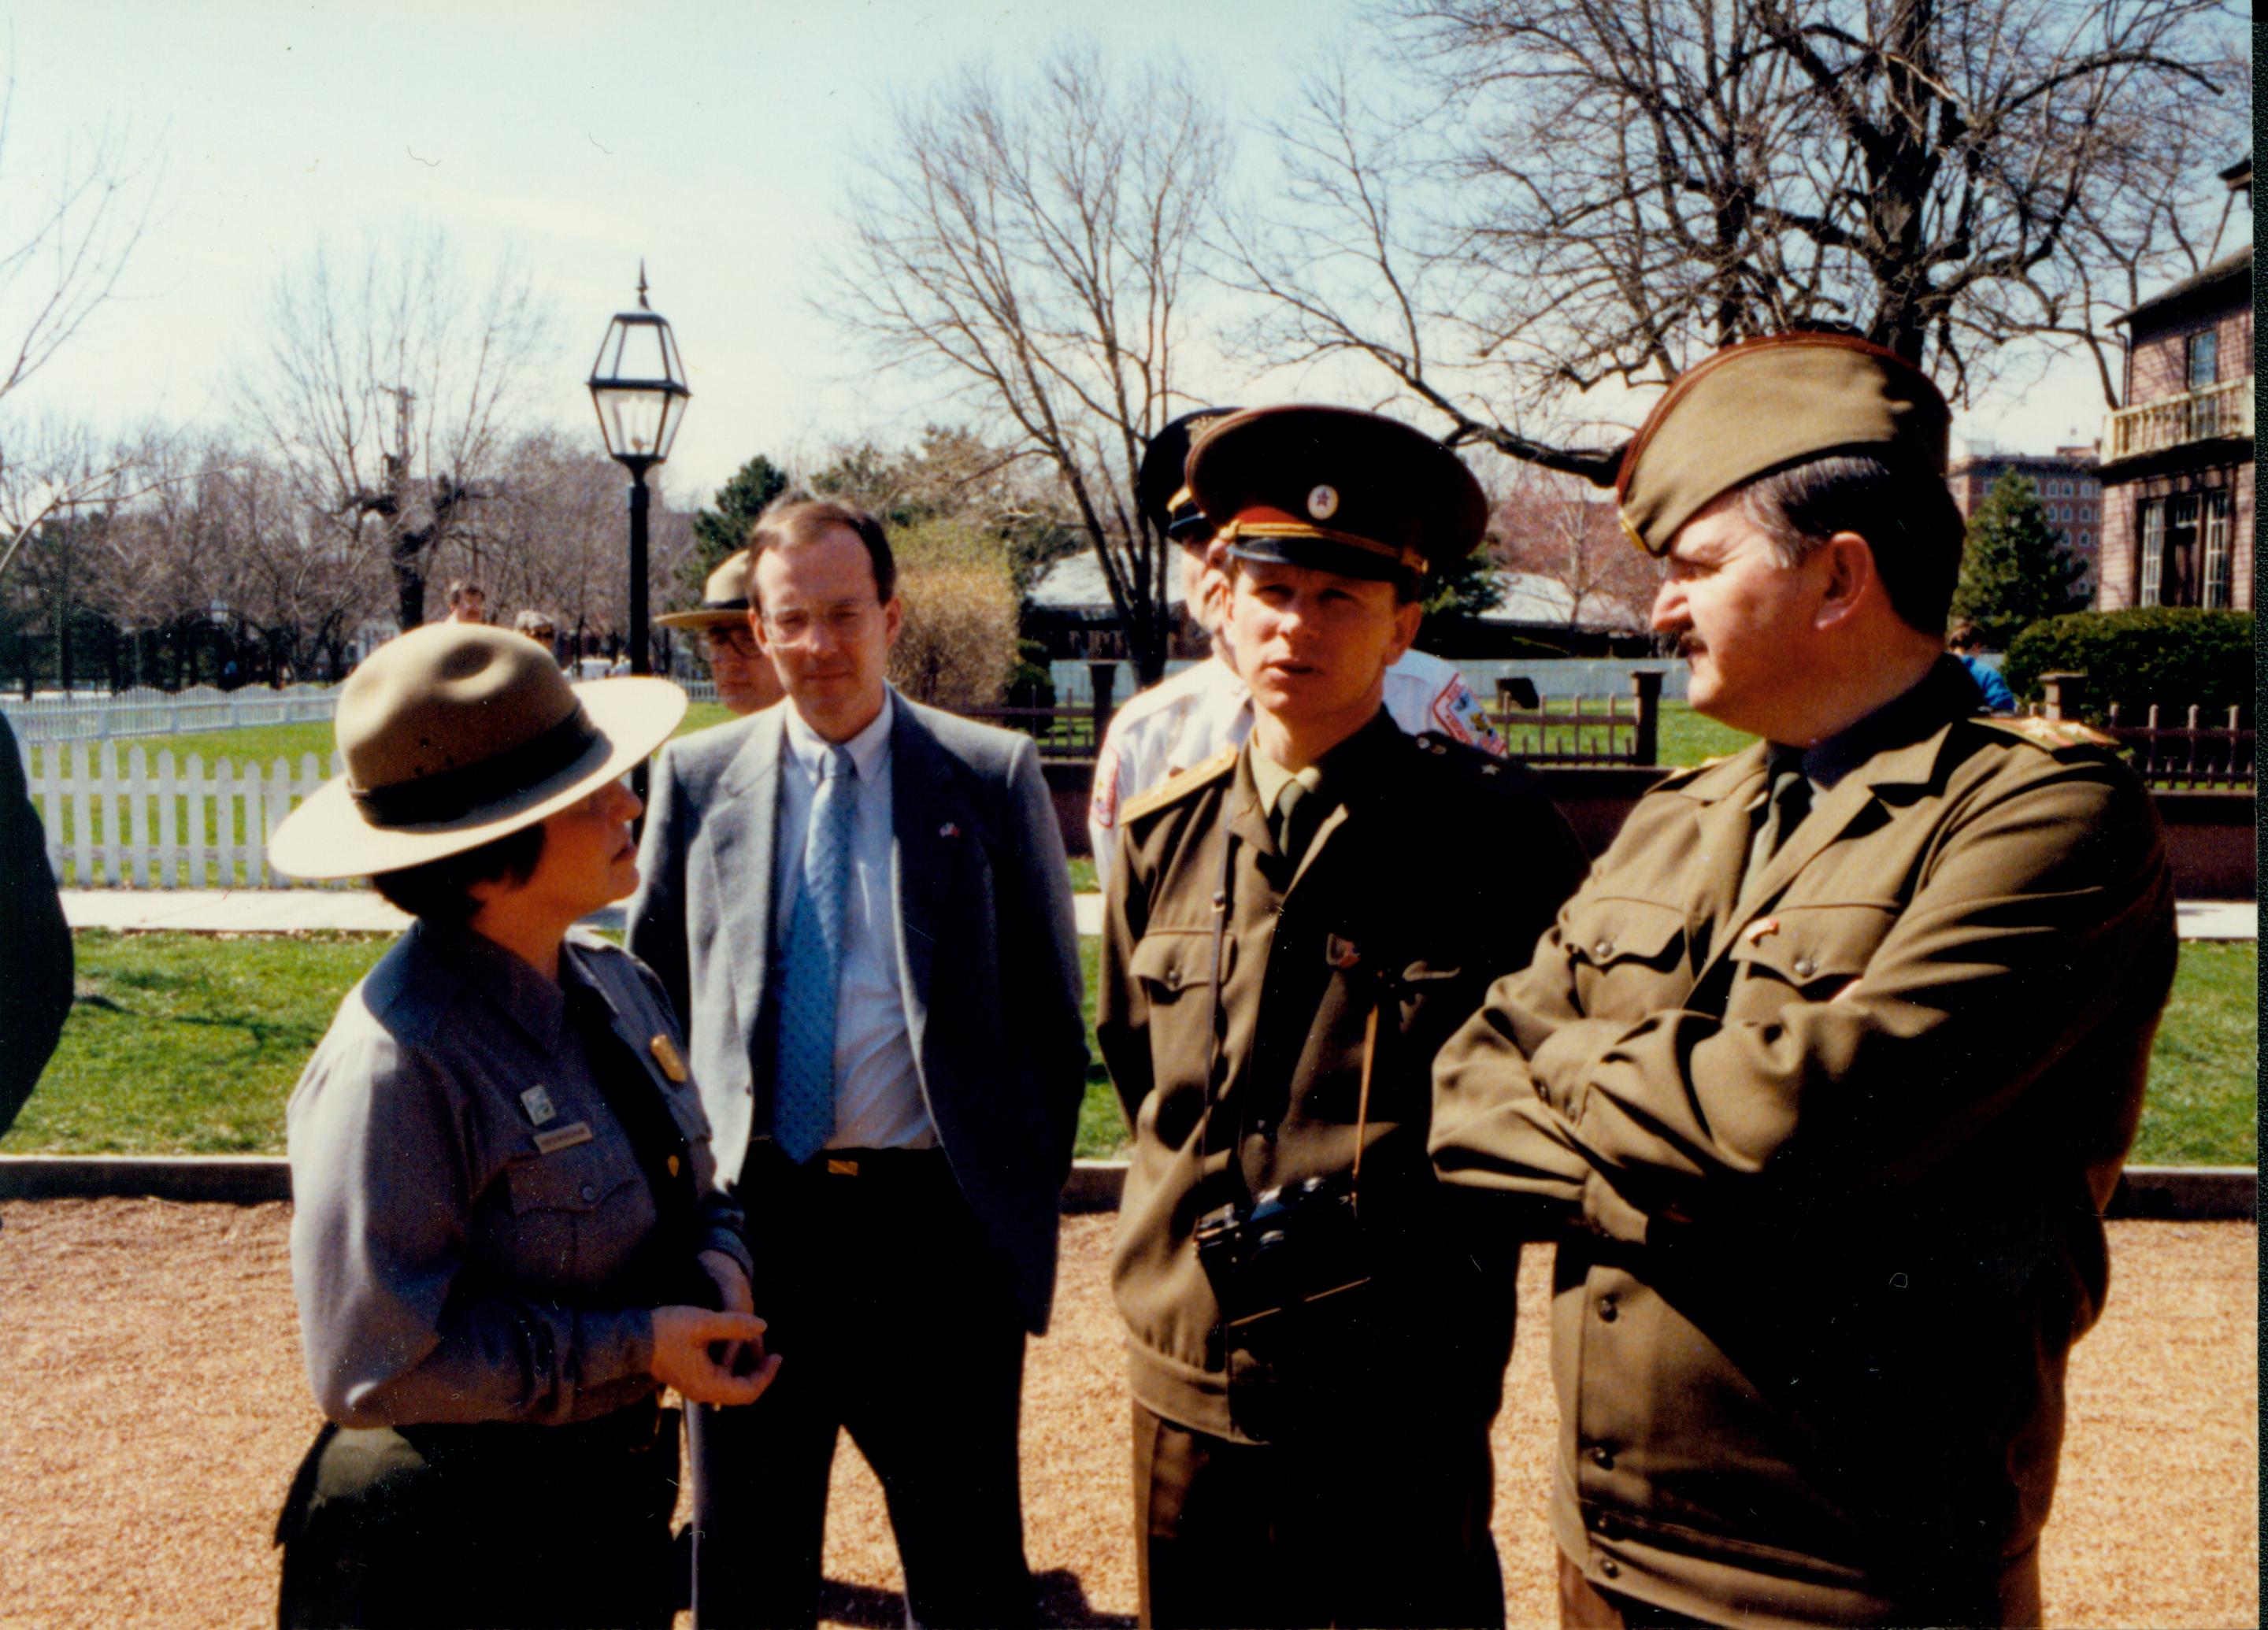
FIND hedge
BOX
[2001,609,2253,721]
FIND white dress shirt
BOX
[774,693,936,1150]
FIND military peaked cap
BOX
[1186,405,1486,586]
[1137,407,1240,548]
[1615,332,1952,556]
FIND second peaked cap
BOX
[1186,405,1487,585]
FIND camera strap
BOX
[1199,824,1240,1183]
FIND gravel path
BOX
[0,1202,2253,1628]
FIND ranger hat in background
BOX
[1614,332,1953,557]
[269,623,684,880]
[1186,404,1487,588]
[654,549,755,630]
[1137,406,1241,547]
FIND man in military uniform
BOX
[1428,335,2179,1628]
[1098,406,1588,1629]
[1088,409,1506,888]
[658,549,786,717]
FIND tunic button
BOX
[580,1183,598,1202]
[1795,957,1817,978]
[1593,939,1614,958]
[1599,1559,1621,1580]
[1597,1295,1618,1323]
[1590,1444,1615,1470]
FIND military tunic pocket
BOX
[1129,927,1228,996]
[1563,897,1688,1009]
[1727,902,1895,1000]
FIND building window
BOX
[2139,501,2165,606]
[2185,329,2218,391]
[2202,491,2232,609]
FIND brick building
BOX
[2096,225,2255,610]
[1947,447,2103,594]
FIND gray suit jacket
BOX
[625,691,1088,1332]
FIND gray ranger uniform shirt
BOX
[288,922,752,1428]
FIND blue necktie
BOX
[773,746,857,1163]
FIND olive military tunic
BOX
[1429,661,2177,1626]
[1099,711,1588,1442]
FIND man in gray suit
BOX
[626,497,1087,1629]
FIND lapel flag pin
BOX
[939,822,961,839]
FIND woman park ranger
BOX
[267,623,779,1629]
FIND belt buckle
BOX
[825,1157,859,1177]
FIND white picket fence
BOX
[0,685,343,746]
[20,738,346,888]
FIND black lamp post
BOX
[586,261,691,677]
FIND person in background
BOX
[1947,618,2018,711]
[1099,406,1587,1628]
[513,608,561,661]
[443,581,488,625]
[268,624,778,1630]
[627,498,1087,1629]
[0,711,71,1135]
[1088,408,1506,891]
[1429,334,2176,1628]
[655,549,786,717]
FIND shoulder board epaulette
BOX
[1121,746,1237,824]
[1974,714,2120,753]
[1649,754,1737,791]
[1410,730,1518,780]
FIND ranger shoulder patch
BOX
[1121,746,1237,824]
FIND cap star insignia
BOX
[650,1035,689,1084]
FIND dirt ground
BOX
[0,1202,2254,1629]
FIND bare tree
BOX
[242,230,555,633]
[0,65,158,413]
[825,43,1229,684]
[1226,1,2247,472]
[450,430,692,667]
[1489,464,1662,635]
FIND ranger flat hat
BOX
[269,622,685,880]
[1137,407,1240,548]
[1615,332,1951,556]
[1186,405,1486,586]
[654,550,755,630]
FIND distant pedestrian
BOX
[444,580,488,625]
[1947,619,2017,711]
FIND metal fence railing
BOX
[2039,673,2253,790]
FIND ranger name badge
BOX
[650,1035,689,1084]
[519,1086,558,1125]
[533,1121,595,1155]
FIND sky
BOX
[0,0,2225,515]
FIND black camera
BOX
[1195,1172,1375,1336]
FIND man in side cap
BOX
[657,549,786,717]
[1087,409,1506,891]
[1097,406,1587,1628]
[1428,334,2177,1628]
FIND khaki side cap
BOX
[1618,335,1950,556]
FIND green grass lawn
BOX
[6,932,2251,1167]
